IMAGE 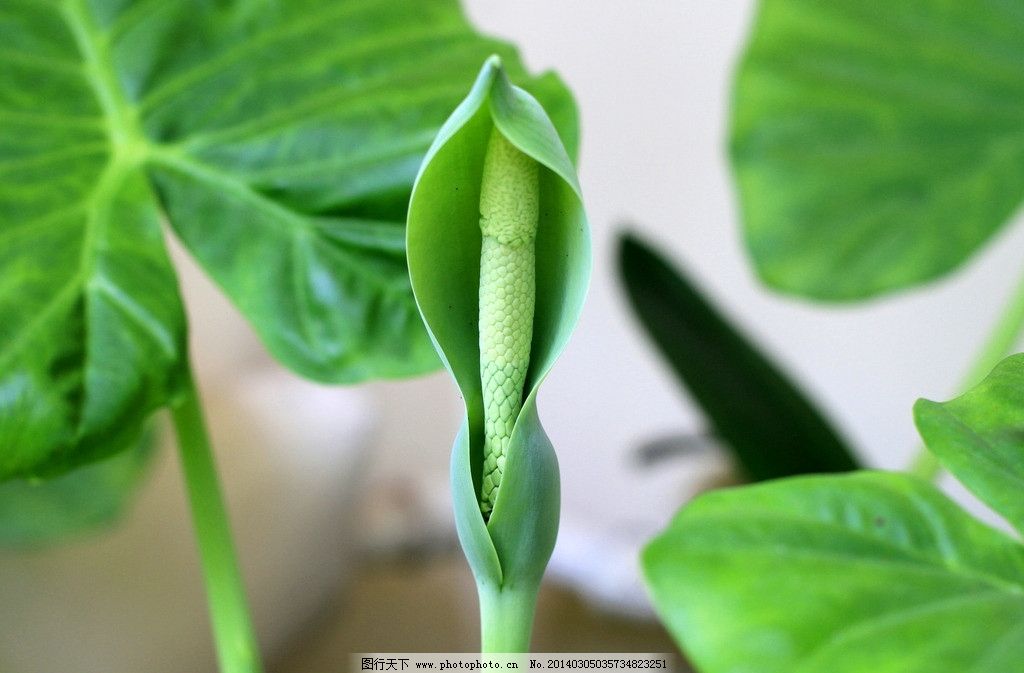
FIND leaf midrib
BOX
[60,0,153,328]
[56,0,409,266]
[0,0,168,437]
[61,0,147,156]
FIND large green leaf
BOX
[643,472,1024,673]
[0,0,576,480]
[732,0,1024,300]
[915,353,1024,535]
[407,57,589,597]
[618,233,859,480]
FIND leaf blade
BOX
[732,0,1024,300]
[643,472,1024,673]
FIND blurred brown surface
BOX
[273,552,686,672]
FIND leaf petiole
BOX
[171,372,263,673]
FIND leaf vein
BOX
[137,0,435,111]
[91,277,177,359]
[794,590,1021,671]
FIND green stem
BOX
[171,373,263,673]
[479,583,539,653]
[910,266,1024,481]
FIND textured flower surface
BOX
[478,129,540,517]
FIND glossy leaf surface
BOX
[618,233,859,480]
[915,353,1024,535]
[0,0,575,479]
[407,58,589,590]
[644,472,1024,673]
[732,0,1024,299]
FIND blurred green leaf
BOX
[915,353,1024,535]
[0,0,576,479]
[0,429,154,549]
[732,0,1024,300]
[618,233,859,481]
[643,471,1024,673]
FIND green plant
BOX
[618,232,860,481]
[643,354,1024,672]
[407,56,589,652]
[1,1,575,669]
[636,2,1024,669]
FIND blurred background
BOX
[4,1,1024,671]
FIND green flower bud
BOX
[407,56,590,651]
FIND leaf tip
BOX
[617,229,647,263]
[911,396,942,427]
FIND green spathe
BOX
[407,56,589,650]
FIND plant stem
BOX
[479,583,539,653]
[910,266,1024,480]
[171,373,263,673]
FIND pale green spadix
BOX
[407,55,589,652]
[478,129,539,517]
